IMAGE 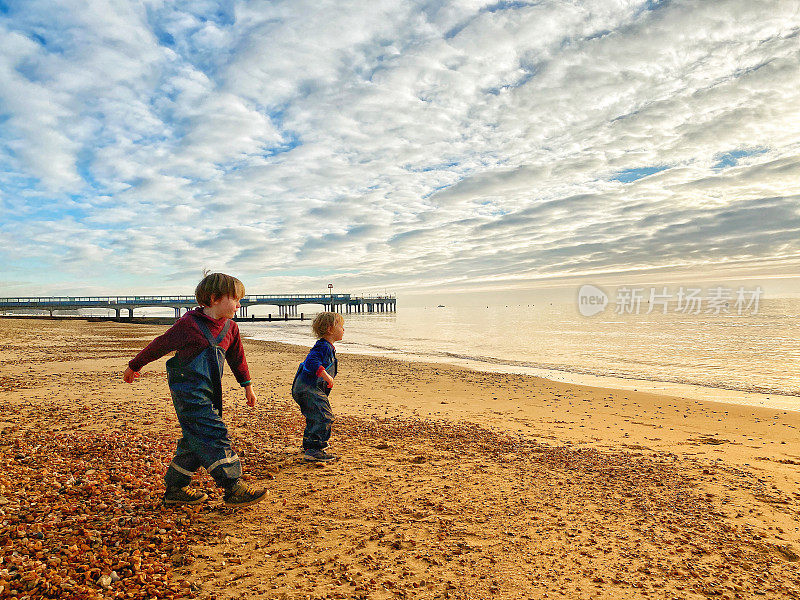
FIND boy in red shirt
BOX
[123,273,266,507]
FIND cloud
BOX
[1,0,799,295]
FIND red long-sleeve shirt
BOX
[128,308,251,385]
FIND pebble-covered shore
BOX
[2,318,799,599]
[2,427,204,599]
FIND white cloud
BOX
[1,0,799,295]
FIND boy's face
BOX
[328,319,344,342]
[211,294,241,319]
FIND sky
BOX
[1,0,799,298]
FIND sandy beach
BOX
[2,317,799,600]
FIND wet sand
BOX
[2,317,799,600]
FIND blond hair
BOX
[312,311,343,338]
[195,273,245,306]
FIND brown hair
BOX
[195,273,245,306]
[312,311,343,338]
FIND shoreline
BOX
[241,331,800,414]
[8,310,799,411]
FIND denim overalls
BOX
[163,314,241,489]
[292,344,337,451]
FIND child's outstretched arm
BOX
[123,320,187,382]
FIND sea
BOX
[237,296,800,412]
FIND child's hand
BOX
[244,384,256,407]
[322,373,334,389]
[123,367,139,383]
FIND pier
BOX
[0,293,396,319]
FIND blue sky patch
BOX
[422,184,452,200]
[484,65,539,95]
[481,1,536,13]
[263,133,302,159]
[639,0,670,14]
[410,160,460,173]
[713,148,768,170]
[610,165,670,183]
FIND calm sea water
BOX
[238,297,800,412]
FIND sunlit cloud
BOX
[1,0,799,296]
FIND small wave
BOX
[240,318,800,401]
[432,353,800,397]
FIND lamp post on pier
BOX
[328,283,333,311]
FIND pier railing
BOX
[0,292,397,317]
[0,294,359,305]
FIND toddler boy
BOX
[292,312,344,462]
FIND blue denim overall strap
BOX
[292,361,335,450]
[164,315,241,489]
[327,353,338,390]
[191,314,231,416]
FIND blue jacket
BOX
[297,338,337,388]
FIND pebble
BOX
[1,429,201,599]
